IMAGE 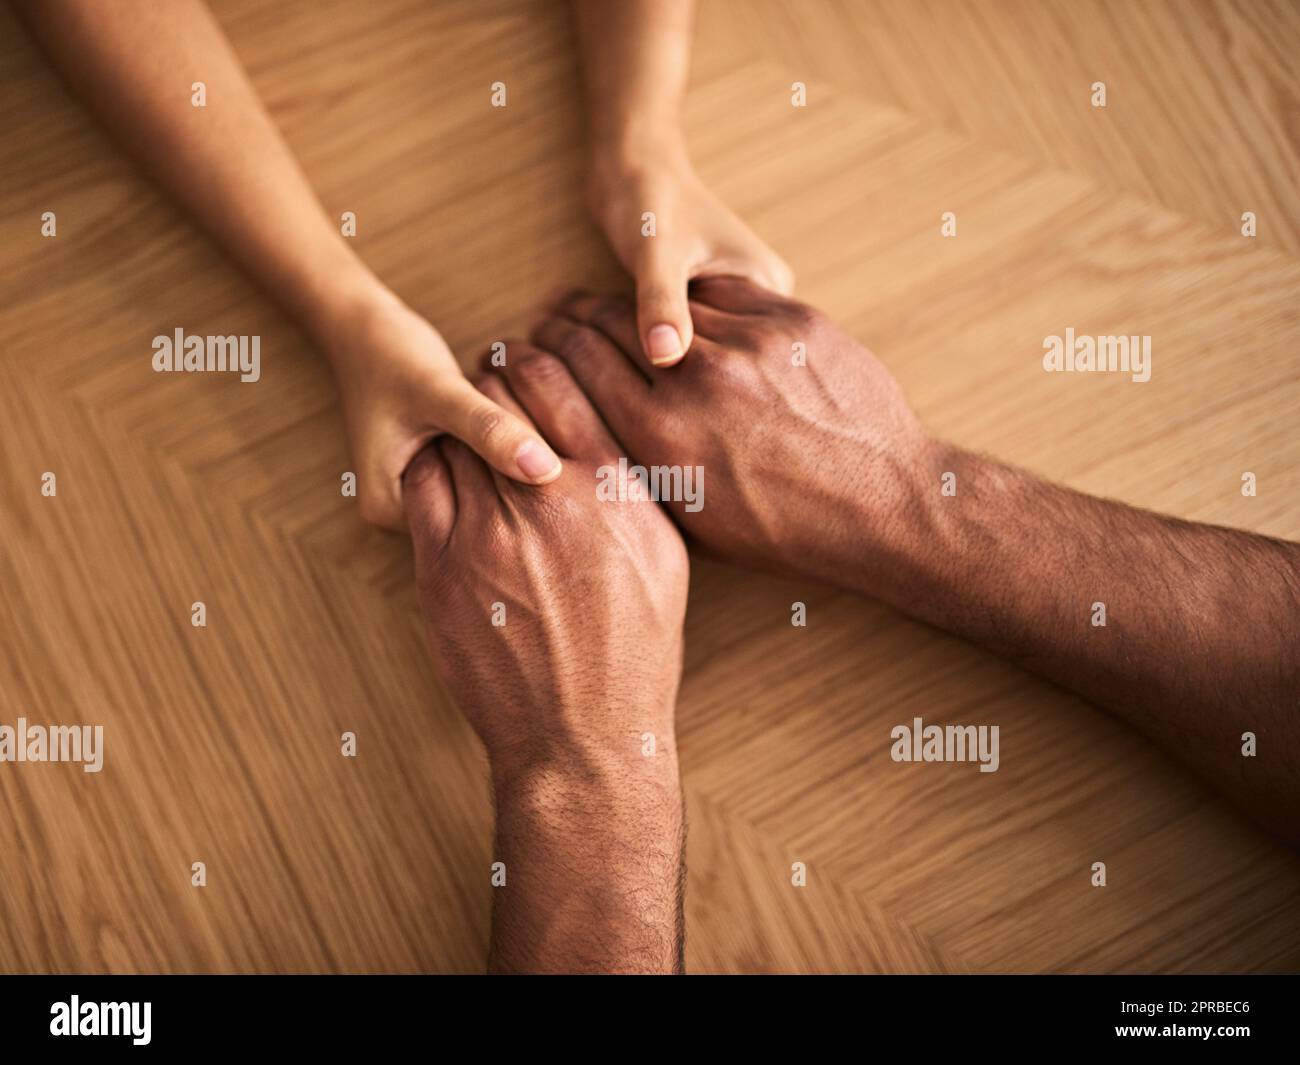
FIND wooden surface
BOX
[1,0,1298,973]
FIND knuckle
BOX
[469,403,509,446]
[702,350,765,396]
[514,351,568,387]
[592,298,634,334]
[784,298,821,332]
[529,483,586,533]
[542,318,579,353]
[561,321,607,361]
[744,313,794,355]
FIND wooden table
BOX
[1,0,1297,973]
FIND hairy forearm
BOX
[15,0,385,350]
[866,442,1300,842]
[487,749,685,974]
[571,0,693,162]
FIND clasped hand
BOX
[404,278,930,771]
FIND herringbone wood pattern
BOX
[1,0,1297,973]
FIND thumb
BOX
[635,250,692,368]
[435,380,562,486]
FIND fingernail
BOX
[646,324,683,365]
[515,439,562,482]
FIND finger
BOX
[557,288,728,372]
[498,343,619,461]
[471,373,553,493]
[402,441,456,549]
[553,291,643,363]
[676,296,738,344]
[438,435,495,510]
[634,243,692,368]
[529,314,648,432]
[688,274,789,316]
[435,378,562,487]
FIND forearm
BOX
[571,0,693,165]
[867,442,1300,840]
[16,0,386,352]
[487,743,685,974]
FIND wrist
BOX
[587,124,691,208]
[312,278,411,379]
[487,724,685,974]
[588,111,688,168]
[491,738,683,827]
[487,716,681,800]
[306,261,403,366]
[833,433,956,602]
[851,439,1019,617]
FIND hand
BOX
[529,278,935,592]
[402,349,689,777]
[404,355,690,972]
[588,142,793,369]
[326,293,563,530]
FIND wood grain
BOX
[1,0,1297,973]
